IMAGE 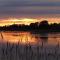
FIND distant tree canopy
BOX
[40,20,48,25]
[0,20,60,32]
[39,20,49,30]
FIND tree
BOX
[39,20,49,30]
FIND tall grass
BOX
[0,42,59,60]
[0,32,60,60]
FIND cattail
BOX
[1,32,3,40]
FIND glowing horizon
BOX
[0,18,38,26]
[0,17,60,26]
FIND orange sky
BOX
[0,17,60,26]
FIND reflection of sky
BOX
[0,32,39,45]
[0,0,60,19]
[0,32,60,45]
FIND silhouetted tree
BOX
[30,22,38,30]
[0,20,60,33]
[39,20,49,31]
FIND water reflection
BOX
[0,32,39,45]
[0,31,60,45]
[40,33,48,42]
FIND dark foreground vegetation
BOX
[0,42,60,60]
[0,20,60,32]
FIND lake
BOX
[0,31,60,46]
[0,31,60,60]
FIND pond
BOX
[0,31,60,46]
[0,31,60,60]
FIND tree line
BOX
[0,20,60,32]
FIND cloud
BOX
[0,0,60,18]
[1,1,60,7]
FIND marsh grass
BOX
[0,32,60,60]
[0,42,59,60]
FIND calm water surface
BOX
[0,31,60,46]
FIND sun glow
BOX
[0,17,60,26]
[0,18,38,26]
[11,18,37,25]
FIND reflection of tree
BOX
[40,33,48,45]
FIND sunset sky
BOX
[0,0,60,26]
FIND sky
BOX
[0,0,60,18]
[0,0,60,26]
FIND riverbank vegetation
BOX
[0,20,60,32]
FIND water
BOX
[0,31,60,60]
[0,31,60,45]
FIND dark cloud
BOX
[1,1,60,7]
[0,0,60,18]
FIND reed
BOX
[0,41,60,60]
